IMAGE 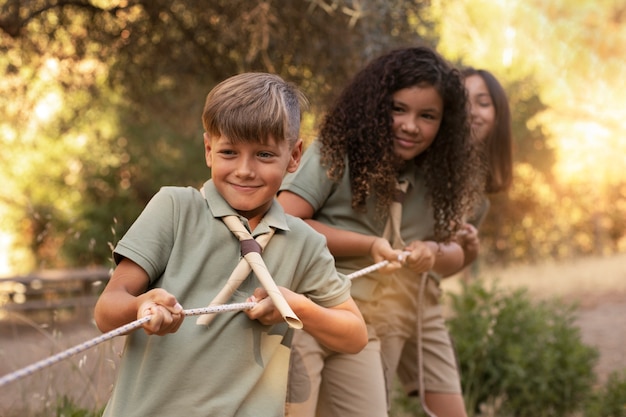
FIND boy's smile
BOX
[204,133,301,228]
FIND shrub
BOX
[585,370,626,417]
[447,280,598,417]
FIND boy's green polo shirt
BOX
[104,180,350,417]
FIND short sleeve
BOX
[113,188,179,281]
[280,141,336,211]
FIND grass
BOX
[442,252,626,308]
[0,313,122,416]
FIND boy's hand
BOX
[137,289,185,335]
[245,287,305,326]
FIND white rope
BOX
[346,251,410,280]
[0,254,409,388]
[0,302,255,387]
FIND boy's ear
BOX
[203,132,213,168]
[287,139,303,173]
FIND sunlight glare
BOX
[555,121,614,184]
[34,91,62,122]
[0,232,13,276]
[502,26,516,67]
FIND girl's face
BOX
[465,74,496,143]
[391,85,443,161]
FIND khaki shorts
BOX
[285,273,461,417]
[285,325,388,417]
[360,273,462,398]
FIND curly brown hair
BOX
[319,46,481,241]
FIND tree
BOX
[0,0,436,270]
[434,0,626,264]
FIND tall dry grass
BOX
[443,252,626,308]
[0,313,123,416]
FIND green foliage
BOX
[447,280,598,417]
[0,0,436,114]
[504,75,554,178]
[1,0,626,270]
[53,396,104,417]
[0,0,438,271]
[585,370,626,417]
[389,378,427,416]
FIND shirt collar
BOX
[398,161,419,189]
[201,180,290,235]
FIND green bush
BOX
[447,280,598,417]
[585,370,626,417]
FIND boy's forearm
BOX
[94,258,151,332]
[94,291,142,332]
[294,297,367,354]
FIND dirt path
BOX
[575,297,626,385]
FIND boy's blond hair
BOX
[202,72,307,147]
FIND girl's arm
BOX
[457,223,480,268]
[403,240,465,277]
[277,191,402,265]
[94,258,184,335]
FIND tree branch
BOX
[0,0,135,37]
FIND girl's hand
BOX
[137,289,185,336]
[457,223,480,253]
[369,237,404,273]
[402,240,436,274]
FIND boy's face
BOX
[204,132,302,224]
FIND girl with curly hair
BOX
[395,67,514,412]
[278,46,481,417]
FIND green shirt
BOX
[103,180,350,417]
[280,141,435,301]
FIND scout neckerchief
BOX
[196,188,302,329]
[196,223,275,326]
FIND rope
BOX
[0,254,407,388]
[416,273,438,417]
[0,302,255,388]
[346,251,410,280]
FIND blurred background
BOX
[2,2,626,416]
[1,0,625,274]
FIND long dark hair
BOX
[463,67,513,194]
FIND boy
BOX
[94,72,367,417]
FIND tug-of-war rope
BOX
[0,302,256,387]
[0,253,408,388]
